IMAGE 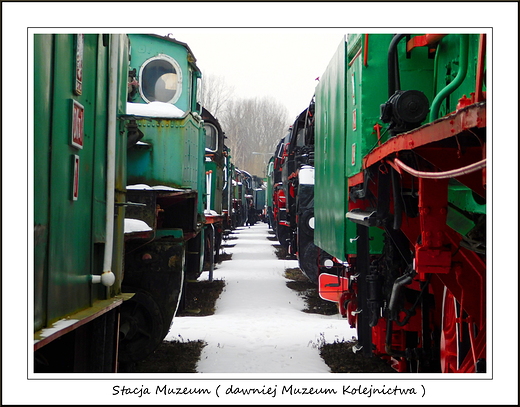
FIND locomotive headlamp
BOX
[139,54,182,104]
[380,90,429,136]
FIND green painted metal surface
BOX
[34,34,54,331]
[430,34,484,120]
[221,147,233,215]
[205,159,223,213]
[346,34,435,177]
[154,229,185,239]
[265,158,274,215]
[127,34,200,113]
[48,34,99,323]
[343,34,432,256]
[448,182,486,214]
[34,34,127,329]
[127,116,205,214]
[314,37,347,260]
[447,181,486,236]
[314,34,437,260]
[126,34,206,215]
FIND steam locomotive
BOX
[269,102,340,282]
[272,33,487,373]
[33,33,235,372]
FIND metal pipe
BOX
[208,224,215,282]
[393,157,486,179]
[391,167,402,230]
[388,271,414,312]
[430,35,469,121]
[387,34,407,98]
[222,155,228,191]
[93,34,120,287]
[385,318,407,357]
[363,34,369,67]
[206,172,211,211]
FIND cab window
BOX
[140,55,182,104]
[205,123,218,152]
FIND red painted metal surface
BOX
[318,273,349,302]
[348,171,364,187]
[406,34,447,52]
[414,178,452,276]
[204,214,225,224]
[362,103,486,170]
[475,34,487,103]
[412,146,486,198]
[360,103,485,372]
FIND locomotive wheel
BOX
[440,288,458,372]
[277,224,291,250]
[298,241,320,284]
[440,288,472,373]
[298,210,315,237]
[214,228,222,263]
[119,290,165,364]
[203,226,215,277]
[186,233,203,281]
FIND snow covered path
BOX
[165,222,355,373]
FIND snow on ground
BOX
[165,222,356,374]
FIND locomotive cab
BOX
[120,34,207,365]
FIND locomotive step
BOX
[345,209,377,226]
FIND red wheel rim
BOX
[440,288,459,373]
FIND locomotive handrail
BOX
[430,35,469,121]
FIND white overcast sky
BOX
[155,27,349,120]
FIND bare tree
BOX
[198,74,291,176]
[199,73,235,118]
[220,96,291,177]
